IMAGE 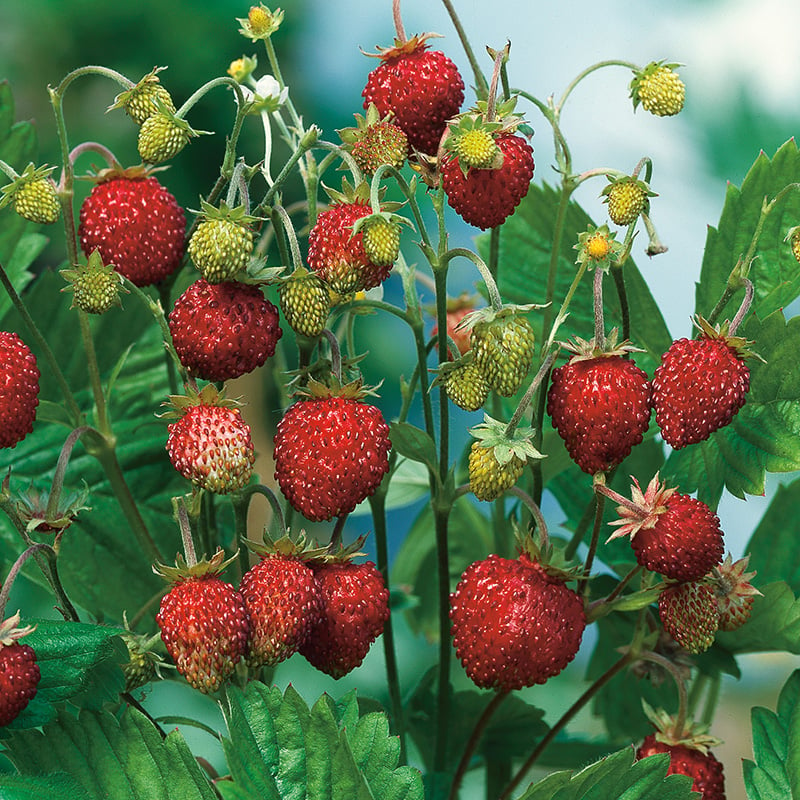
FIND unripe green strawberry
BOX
[109,68,175,125]
[442,361,489,412]
[138,110,196,164]
[361,215,401,266]
[188,201,256,283]
[339,104,408,174]
[468,309,535,397]
[164,385,255,494]
[631,62,685,117]
[61,250,125,314]
[467,415,542,502]
[658,580,719,654]
[602,178,650,226]
[0,164,60,224]
[120,630,163,691]
[279,268,331,338]
[787,226,800,264]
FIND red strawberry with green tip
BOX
[0,331,39,449]
[168,279,282,381]
[450,545,585,691]
[155,549,250,694]
[78,166,186,287]
[362,33,464,156]
[299,546,389,679]
[0,612,40,726]
[273,377,392,522]
[652,316,753,449]
[602,473,724,582]
[239,534,325,668]
[547,334,652,475]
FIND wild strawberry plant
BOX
[1,3,800,799]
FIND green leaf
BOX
[744,476,800,592]
[388,422,438,473]
[0,773,91,799]
[663,310,800,508]
[743,669,800,799]
[4,620,126,730]
[697,139,800,324]
[390,499,493,641]
[220,682,423,800]
[516,747,696,800]
[716,581,800,654]
[477,183,672,377]
[2,706,217,800]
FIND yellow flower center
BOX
[586,233,611,261]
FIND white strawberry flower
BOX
[238,75,289,185]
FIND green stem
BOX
[499,653,633,800]
[0,262,82,424]
[44,426,91,521]
[505,349,559,435]
[448,690,509,800]
[593,268,606,348]
[78,310,109,434]
[611,264,631,342]
[506,486,548,546]
[328,514,348,549]
[0,543,51,619]
[564,494,598,560]
[272,204,304,271]
[440,0,489,98]
[701,673,721,727]
[369,492,407,763]
[433,503,452,776]
[263,36,303,130]
[555,60,639,112]
[441,248,503,310]
[579,492,605,598]
[175,76,245,120]
[257,126,320,212]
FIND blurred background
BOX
[1,0,799,797]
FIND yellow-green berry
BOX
[61,252,125,314]
[605,180,648,226]
[188,218,254,283]
[634,64,685,117]
[443,361,489,412]
[471,314,535,397]
[138,112,191,164]
[468,442,525,501]
[362,217,401,266]
[13,179,60,224]
[279,270,331,338]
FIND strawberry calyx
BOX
[692,314,760,360]
[558,329,645,363]
[361,32,443,61]
[243,530,330,562]
[153,547,238,585]
[191,198,260,229]
[160,383,245,420]
[78,163,167,185]
[514,528,583,583]
[469,413,543,467]
[455,302,544,335]
[602,473,677,543]
[106,66,174,120]
[642,702,722,754]
[13,481,90,536]
[0,611,36,648]
[237,4,284,40]
[294,374,381,403]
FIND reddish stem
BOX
[392,0,407,42]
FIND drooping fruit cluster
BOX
[652,318,752,449]
[273,379,392,521]
[441,129,534,230]
[239,536,324,668]
[78,169,186,287]
[605,473,724,582]
[168,279,282,381]
[155,550,250,694]
[299,557,390,678]
[630,61,686,117]
[307,183,395,295]
[187,201,256,284]
[0,331,40,449]
[0,613,40,726]
[450,551,585,691]
[464,307,536,397]
[164,386,255,494]
[362,34,465,156]
[547,337,652,475]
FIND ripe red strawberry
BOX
[441,131,534,229]
[652,318,751,449]
[155,550,250,694]
[239,536,323,668]
[0,613,40,726]
[362,34,465,156]
[307,184,392,295]
[450,552,585,691]
[299,557,389,679]
[273,379,392,521]
[164,385,255,494]
[168,279,282,381]
[658,580,720,654]
[547,338,652,475]
[637,735,726,799]
[603,473,724,582]
[78,168,185,287]
[0,331,40,449]
[710,553,760,631]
